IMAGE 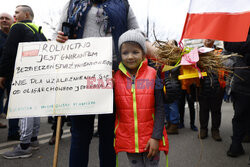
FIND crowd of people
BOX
[0,0,249,167]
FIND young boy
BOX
[114,29,169,167]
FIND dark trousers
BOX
[179,90,195,125]
[69,114,116,167]
[5,79,19,136]
[51,116,66,136]
[199,89,224,131]
[231,92,250,145]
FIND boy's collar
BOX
[119,58,148,78]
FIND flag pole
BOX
[53,116,62,167]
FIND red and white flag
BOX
[182,0,250,42]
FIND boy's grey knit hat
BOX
[118,29,146,53]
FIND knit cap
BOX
[118,29,146,53]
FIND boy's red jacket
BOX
[114,59,169,154]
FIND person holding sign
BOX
[55,0,157,166]
[113,29,168,166]
[0,5,47,159]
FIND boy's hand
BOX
[145,138,159,158]
[56,31,69,43]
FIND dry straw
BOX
[153,40,182,66]
[153,40,235,79]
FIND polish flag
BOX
[182,0,250,42]
[22,50,39,57]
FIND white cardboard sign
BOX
[7,37,113,118]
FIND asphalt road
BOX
[0,102,249,167]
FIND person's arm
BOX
[145,75,165,158]
[224,30,250,55]
[52,1,69,41]
[0,24,24,78]
[127,7,139,30]
[152,75,165,139]
[127,7,157,60]
[224,41,250,55]
[0,39,5,88]
[54,1,70,43]
[146,41,157,60]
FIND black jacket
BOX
[224,29,250,96]
[0,30,8,60]
[0,20,46,79]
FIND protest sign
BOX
[7,37,113,118]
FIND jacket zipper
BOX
[131,76,139,153]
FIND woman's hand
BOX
[0,77,5,89]
[145,138,159,158]
[56,31,69,43]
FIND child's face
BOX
[121,42,144,75]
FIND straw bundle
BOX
[153,40,233,77]
[153,40,182,66]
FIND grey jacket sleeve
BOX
[51,1,69,40]
[151,75,165,140]
[127,7,139,29]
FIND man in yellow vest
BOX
[0,5,46,159]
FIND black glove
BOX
[164,78,181,103]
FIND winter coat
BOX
[0,30,8,60]
[0,20,46,79]
[68,0,129,70]
[224,28,250,96]
[114,59,169,154]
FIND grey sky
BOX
[0,0,189,41]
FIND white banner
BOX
[7,37,113,118]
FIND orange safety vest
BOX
[114,59,169,154]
